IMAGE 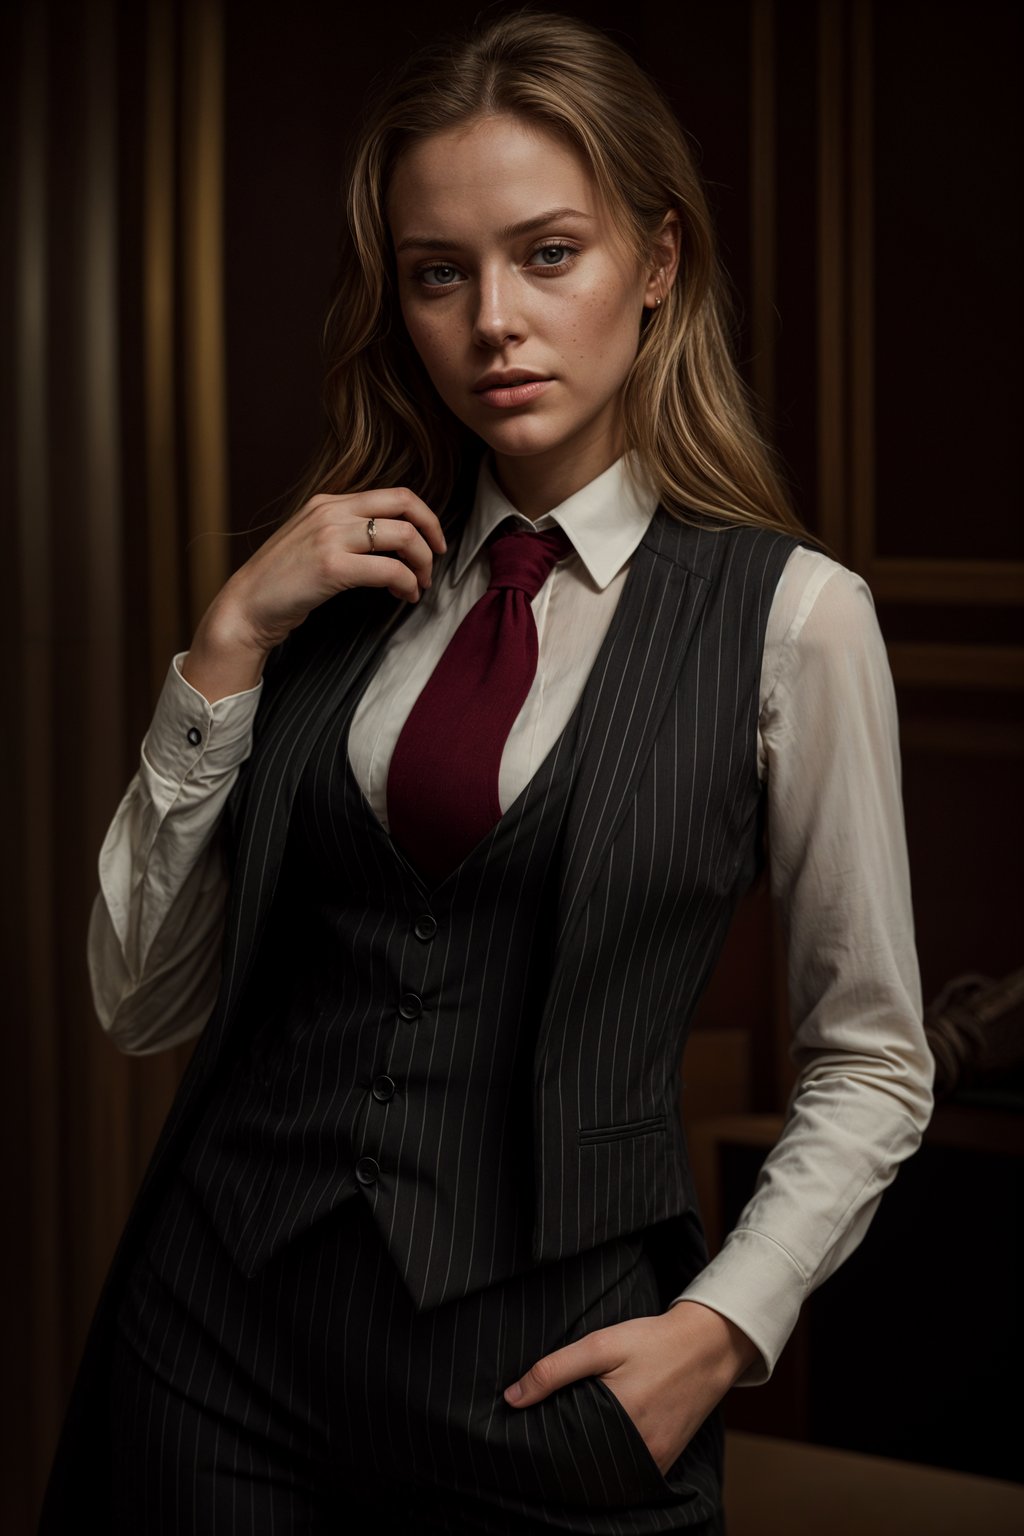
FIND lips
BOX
[475,378,553,408]
[473,371,550,392]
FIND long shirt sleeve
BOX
[88,653,263,1054]
[669,553,935,1385]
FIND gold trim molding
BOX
[181,0,229,626]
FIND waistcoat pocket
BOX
[577,1113,667,1146]
[571,1116,671,1248]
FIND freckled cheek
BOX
[404,315,460,382]
[561,293,636,380]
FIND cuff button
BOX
[187,726,202,746]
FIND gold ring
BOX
[367,516,376,553]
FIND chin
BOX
[476,418,572,458]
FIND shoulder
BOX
[768,546,879,649]
[763,547,890,712]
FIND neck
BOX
[490,418,626,521]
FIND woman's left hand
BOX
[501,1300,761,1477]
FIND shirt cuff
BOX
[141,652,264,790]
[667,1227,809,1387]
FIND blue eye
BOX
[420,264,460,288]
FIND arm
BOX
[89,652,263,1055]
[92,483,450,1056]
[667,554,936,1385]
[90,485,448,1062]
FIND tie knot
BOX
[485,523,574,600]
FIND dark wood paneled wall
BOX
[3,0,1021,1527]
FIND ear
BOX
[642,211,682,311]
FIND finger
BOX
[351,513,437,590]
[502,1336,606,1408]
[343,486,448,554]
[350,553,423,605]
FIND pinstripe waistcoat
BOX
[40,498,808,1526]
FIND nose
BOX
[471,263,526,349]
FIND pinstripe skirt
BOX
[109,1168,725,1535]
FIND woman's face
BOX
[386,113,672,491]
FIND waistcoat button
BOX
[372,1074,395,1101]
[398,992,422,1021]
[355,1155,379,1184]
[413,914,437,942]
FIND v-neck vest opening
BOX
[327,534,645,903]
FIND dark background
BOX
[2,0,1022,1529]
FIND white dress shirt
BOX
[86,448,935,1388]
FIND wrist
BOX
[661,1299,761,1389]
[182,600,270,705]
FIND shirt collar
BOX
[450,448,660,592]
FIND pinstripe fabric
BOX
[176,614,580,1293]
[109,1154,723,1532]
[40,496,810,1531]
[532,515,810,1284]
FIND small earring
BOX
[655,297,662,307]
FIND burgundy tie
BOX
[386,520,574,884]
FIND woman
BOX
[41,8,934,1534]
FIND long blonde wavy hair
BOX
[274,5,823,547]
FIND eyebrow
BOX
[394,206,594,255]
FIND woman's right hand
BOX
[181,486,447,703]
